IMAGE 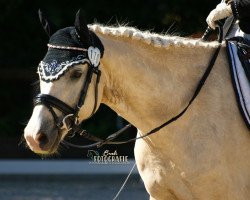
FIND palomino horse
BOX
[24,11,250,200]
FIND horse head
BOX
[24,10,105,154]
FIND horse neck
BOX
[99,34,221,132]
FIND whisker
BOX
[18,134,28,147]
[31,80,40,96]
[31,80,40,87]
[19,119,30,126]
[61,140,70,149]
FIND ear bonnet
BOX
[38,10,104,82]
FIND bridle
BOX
[34,44,103,142]
[34,25,223,149]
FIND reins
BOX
[61,25,223,149]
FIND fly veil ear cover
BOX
[74,9,104,67]
[74,10,100,67]
[38,10,88,82]
[37,9,104,82]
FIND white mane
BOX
[89,24,220,49]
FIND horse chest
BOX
[134,138,196,200]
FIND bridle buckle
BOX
[61,113,77,132]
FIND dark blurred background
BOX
[0,0,217,159]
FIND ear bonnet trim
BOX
[38,55,89,82]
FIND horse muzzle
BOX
[24,106,62,154]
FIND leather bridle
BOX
[33,25,223,149]
[34,44,102,142]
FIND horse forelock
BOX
[89,24,221,49]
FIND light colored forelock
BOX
[89,24,220,49]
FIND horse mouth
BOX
[47,133,62,154]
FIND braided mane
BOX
[89,24,220,49]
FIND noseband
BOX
[34,44,102,139]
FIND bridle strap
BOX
[75,66,101,118]
[89,70,101,118]
[34,63,101,132]
[76,67,94,111]
[34,94,75,115]
[62,25,224,149]
[62,124,133,148]
[47,44,88,52]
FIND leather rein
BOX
[34,25,223,149]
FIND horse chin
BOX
[31,143,59,155]
[33,144,59,156]
[34,149,56,155]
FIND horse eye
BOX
[71,70,83,79]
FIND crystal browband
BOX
[47,44,88,52]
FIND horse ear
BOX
[74,9,92,46]
[38,9,57,37]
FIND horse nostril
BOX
[35,132,49,146]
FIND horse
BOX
[24,11,250,200]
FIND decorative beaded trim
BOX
[38,44,90,82]
[47,44,88,52]
[38,54,89,82]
